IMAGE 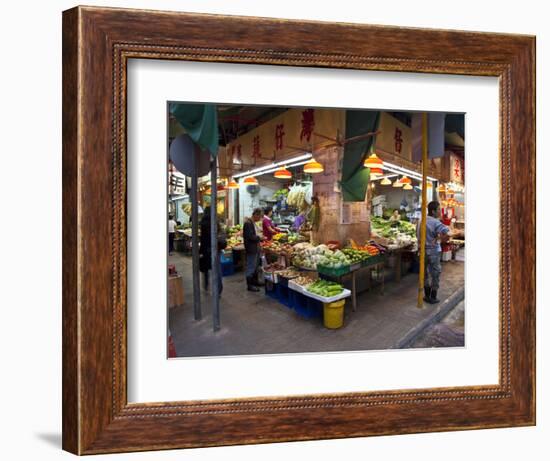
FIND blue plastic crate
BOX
[220,260,234,277]
[264,280,277,299]
[276,284,292,308]
[306,297,324,319]
[289,290,310,317]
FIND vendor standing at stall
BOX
[291,209,307,232]
[244,207,265,292]
[418,201,450,304]
[262,206,282,241]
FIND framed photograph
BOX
[62,6,535,455]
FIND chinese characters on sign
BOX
[169,163,186,195]
[275,123,285,151]
[394,127,403,154]
[252,135,261,163]
[372,112,412,161]
[300,109,315,143]
[449,153,465,184]
[222,108,343,170]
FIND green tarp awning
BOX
[169,103,219,157]
[340,110,380,202]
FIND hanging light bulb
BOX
[274,166,292,179]
[364,153,384,179]
[303,158,324,173]
[243,176,258,185]
[226,179,239,189]
[380,177,392,186]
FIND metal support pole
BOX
[191,148,201,320]
[417,113,429,308]
[211,157,221,331]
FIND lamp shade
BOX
[392,179,403,188]
[243,177,258,185]
[403,183,413,190]
[437,184,446,193]
[364,153,384,169]
[226,180,239,189]
[303,158,324,173]
[274,167,292,179]
[368,167,383,178]
[399,175,412,185]
[380,177,392,185]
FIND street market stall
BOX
[168,103,465,332]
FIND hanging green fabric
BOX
[169,103,219,157]
[340,110,380,202]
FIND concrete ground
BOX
[409,300,465,348]
[168,252,464,357]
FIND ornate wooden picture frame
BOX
[62,6,535,454]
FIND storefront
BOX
[169,105,465,331]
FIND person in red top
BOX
[262,206,281,240]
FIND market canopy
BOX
[169,103,219,157]
[340,110,380,202]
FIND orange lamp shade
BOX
[399,175,412,185]
[364,153,384,168]
[227,180,239,189]
[437,184,446,193]
[368,167,383,177]
[243,177,258,185]
[303,158,324,173]
[274,167,292,179]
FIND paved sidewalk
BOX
[409,301,465,348]
[168,253,464,357]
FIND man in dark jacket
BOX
[243,207,264,292]
[199,207,226,294]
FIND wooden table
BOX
[319,259,386,312]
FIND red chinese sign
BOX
[275,123,285,151]
[394,127,403,154]
[449,153,464,184]
[252,135,261,162]
[300,109,315,143]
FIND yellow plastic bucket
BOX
[323,299,345,329]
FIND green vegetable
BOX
[307,279,344,297]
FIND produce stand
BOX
[175,229,192,254]
[230,245,245,272]
[315,252,386,311]
[377,246,414,282]
[449,238,465,260]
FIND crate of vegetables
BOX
[316,249,352,276]
[276,268,301,287]
[361,253,386,267]
[316,264,350,277]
